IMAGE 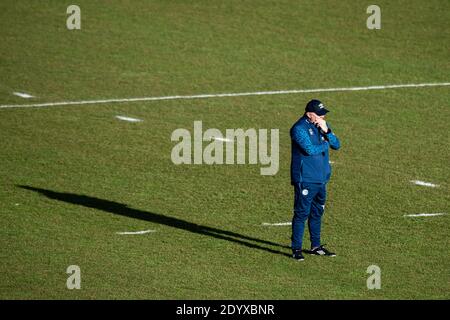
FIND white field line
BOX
[262,222,292,226]
[1,82,449,109]
[404,213,447,217]
[115,115,143,122]
[410,180,439,188]
[213,137,232,142]
[116,229,156,235]
[13,92,34,98]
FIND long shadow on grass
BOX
[19,185,291,258]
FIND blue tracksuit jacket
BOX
[290,115,340,184]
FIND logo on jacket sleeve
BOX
[302,189,309,196]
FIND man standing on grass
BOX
[290,99,341,261]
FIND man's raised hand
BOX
[313,116,328,133]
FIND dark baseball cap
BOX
[305,99,329,116]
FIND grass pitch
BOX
[0,0,449,299]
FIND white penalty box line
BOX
[1,82,449,109]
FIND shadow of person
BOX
[18,185,291,258]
